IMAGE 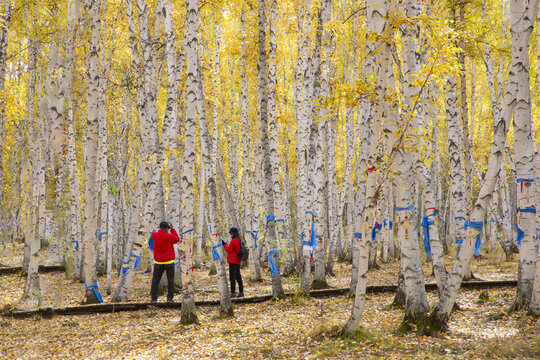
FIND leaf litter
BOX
[0,242,538,359]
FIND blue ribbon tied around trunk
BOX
[464,220,484,256]
[148,232,155,251]
[268,249,280,278]
[516,208,537,246]
[421,213,436,257]
[84,281,103,303]
[371,222,382,241]
[212,241,223,263]
[246,229,259,249]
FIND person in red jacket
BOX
[150,221,180,303]
[223,227,244,298]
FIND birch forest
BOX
[1,0,540,358]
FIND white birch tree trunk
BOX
[64,0,83,281]
[343,0,383,334]
[446,77,467,250]
[241,47,261,281]
[201,20,233,316]
[312,0,332,289]
[530,6,540,316]
[259,0,284,299]
[0,0,11,216]
[179,0,199,325]
[83,0,102,304]
[21,5,41,306]
[509,0,538,311]
[426,0,529,332]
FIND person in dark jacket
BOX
[150,221,180,303]
[223,227,244,298]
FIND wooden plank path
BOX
[3,280,517,319]
[0,265,65,275]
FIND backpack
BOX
[236,240,249,262]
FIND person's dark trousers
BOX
[229,263,243,294]
[151,262,175,301]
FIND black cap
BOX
[229,227,239,237]
[159,221,170,230]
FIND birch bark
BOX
[180,0,200,324]
[530,6,540,316]
[201,20,233,316]
[426,0,529,332]
[64,0,83,281]
[239,6,260,281]
[260,0,284,298]
[82,0,102,304]
[395,0,429,328]
[509,0,538,311]
[0,0,10,215]
[446,77,467,250]
[343,0,384,334]
[20,1,41,307]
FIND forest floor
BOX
[1,242,539,359]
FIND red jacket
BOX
[223,236,241,265]
[152,228,180,264]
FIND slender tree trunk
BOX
[180,0,200,325]
[509,0,538,312]
[343,0,384,334]
[20,2,41,307]
[83,0,102,304]
[426,0,526,333]
[201,20,233,316]
[0,0,11,216]
[259,0,284,299]
[457,2,473,208]
[530,6,540,316]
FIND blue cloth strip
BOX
[246,230,259,249]
[174,248,182,265]
[148,232,155,251]
[84,282,103,303]
[121,261,128,277]
[371,222,382,241]
[396,205,414,211]
[455,239,464,244]
[515,209,536,246]
[98,232,107,242]
[516,222,524,246]
[212,242,223,263]
[266,214,276,223]
[420,213,436,257]
[354,232,362,238]
[130,253,141,270]
[182,228,194,235]
[455,216,466,220]
[310,221,316,248]
[516,178,535,183]
[71,240,79,251]
[268,249,280,278]
[465,221,483,256]
[305,211,313,215]
[517,208,537,213]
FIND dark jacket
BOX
[223,235,241,265]
[152,229,180,264]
